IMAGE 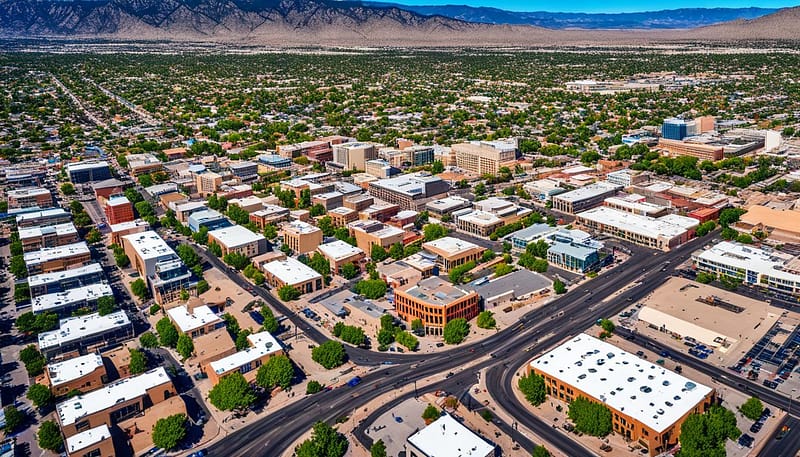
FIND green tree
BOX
[253,270,265,285]
[476,311,496,329]
[3,406,25,434]
[494,262,514,277]
[223,252,250,270]
[97,295,115,316]
[679,405,740,457]
[377,328,395,347]
[235,329,252,351]
[423,224,448,241]
[311,341,346,369]
[223,313,241,340]
[389,242,405,260]
[443,318,470,344]
[696,271,716,284]
[20,345,46,376]
[422,404,440,423]
[129,348,148,374]
[481,250,496,263]
[208,372,256,411]
[26,383,54,408]
[131,278,150,301]
[16,311,58,334]
[719,207,747,227]
[568,397,613,437]
[532,445,551,457]
[86,228,103,244]
[411,319,424,334]
[256,354,294,390]
[156,317,179,348]
[355,279,387,299]
[60,182,76,195]
[395,330,419,351]
[208,240,223,256]
[448,261,476,284]
[261,306,280,333]
[177,244,200,267]
[431,160,444,174]
[340,262,359,280]
[295,421,348,457]
[197,280,210,295]
[14,282,30,304]
[306,380,323,394]
[740,397,764,421]
[370,245,389,262]
[37,420,63,452]
[553,278,567,294]
[338,325,366,346]
[9,255,27,278]
[152,414,187,451]
[308,252,331,277]
[518,372,547,406]
[310,204,326,217]
[177,334,194,359]
[371,439,387,457]
[278,285,301,301]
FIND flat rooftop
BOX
[66,424,110,454]
[693,241,800,282]
[604,196,668,215]
[531,333,713,434]
[577,207,695,239]
[262,257,322,286]
[39,311,131,350]
[426,196,471,213]
[469,269,550,301]
[18,222,77,240]
[456,210,502,226]
[317,240,364,261]
[208,225,265,248]
[553,181,621,203]
[47,353,104,388]
[407,413,494,457]
[8,186,50,198]
[121,231,175,261]
[15,208,69,224]
[106,195,130,207]
[28,263,104,288]
[209,331,282,375]
[166,305,222,334]
[32,283,113,314]
[24,241,90,266]
[56,367,170,426]
[349,220,405,239]
[66,161,109,172]
[401,276,474,307]
[369,173,443,197]
[283,220,321,235]
[110,219,150,233]
[739,205,800,235]
[422,236,482,257]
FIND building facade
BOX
[551,182,622,214]
[19,223,80,252]
[207,225,267,257]
[282,221,324,254]
[395,277,480,336]
[7,187,52,209]
[452,141,516,175]
[24,241,92,275]
[367,173,450,211]
[421,237,485,273]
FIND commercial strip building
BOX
[261,257,323,295]
[359,202,400,222]
[18,222,79,252]
[24,241,92,275]
[603,195,670,218]
[692,241,800,296]
[32,283,114,317]
[316,240,366,275]
[55,367,176,437]
[733,205,800,245]
[529,334,715,455]
[208,331,284,385]
[29,263,105,298]
[227,195,263,213]
[468,269,550,309]
[366,173,450,211]
[395,276,480,336]
[329,207,358,227]
[16,208,72,228]
[41,353,107,397]
[66,161,111,183]
[348,220,405,255]
[7,186,52,209]
[121,231,196,303]
[421,237,485,273]
[282,220,324,254]
[38,311,134,360]
[102,195,135,225]
[576,207,698,252]
[207,225,267,257]
[378,254,437,289]
[452,141,516,175]
[167,305,224,338]
[109,219,150,245]
[406,413,494,457]
[606,170,650,188]
[551,182,622,214]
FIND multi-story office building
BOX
[662,118,695,140]
[207,225,267,257]
[55,367,176,437]
[421,237,485,273]
[42,353,107,397]
[7,187,52,209]
[121,231,196,303]
[208,331,284,385]
[312,191,344,211]
[261,257,323,295]
[692,241,800,296]
[282,220,323,254]
[547,241,600,273]
[126,153,163,176]
[92,178,131,200]
[29,263,105,298]
[359,203,400,222]
[32,283,114,318]
[316,240,366,275]
[249,205,291,230]
[395,276,480,336]
[16,208,72,228]
[364,159,400,179]
[329,207,359,227]
[227,196,263,213]
[606,170,650,188]
[576,207,697,252]
[187,209,230,233]
[425,196,471,219]
[277,140,333,162]
[455,210,504,237]
[367,173,450,211]
[173,201,208,223]
[657,138,724,161]
[348,220,405,256]
[228,161,258,181]
[332,142,377,171]
[604,195,669,218]
[257,153,293,169]
[452,141,516,175]
[103,195,135,225]
[343,194,374,212]
[18,223,79,252]
[195,171,223,196]
[530,334,715,456]
[144,183,179,198]
[505,224,558,252]
[151,258,197,303]
[167,305,224,338]
[39,311,134,360]
[109,219,150,246]
[65,424,114,457]
[67,161,111,183]
[24,241,92,275]
[551,181,622,214]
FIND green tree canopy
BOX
[152,414,187,451]
[476,311,496,329]
[295,421,348,457]
[256,354,294,390]
[156,317,179,348]
[518,372,547,406]
[423,223,448,241]
[131,278,150,300]
[3,406,25,434]
[129,348,148,374]
[395,330,419,351]
[26,383,54,408]
[422,404,440,423]
[177,334,194,359]
[531,445,551,457]
[37,420,63,451]
[278,285,301,301]
[568,397,612,437]
[311,341,346,369]
[739,397,764,421]
[340,262,359,280]
[443,318,470,344]
[370,245,388,262]
[679,405,740,457]
[208,372,256,411]
[306,380,323,394]
[355,279,387,299]
[97,295,115,316]
[139,331,159,348]
[260,305,280,333]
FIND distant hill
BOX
[364,3,778,29]
[686,6,800,40]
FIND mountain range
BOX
[0,0,798,45]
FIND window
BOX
[83,449,101,457]
[75,420,91,432]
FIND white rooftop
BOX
[407,413,494,457]
[577,207,694,239]
[106,195,130,207]
[208,225,265,249]
[283,220,321,235]
[530,333,713,433]
[66,161,109,172]
[39,311,131,350]
[8,186,50,198]
[457,210,503,227]
[28,263,104,288]
[553,181,621,203]
[121,231,175,261]
[262,257,322,286]
[348,220,405,239]
[56,367,170,426]
[166,305,222,334]
[694,241,800,283]
[18,222,77,240]
[24,241,90,266]
[423,236,481,255]
[47,353,104,388]
[604,196,668,215]
[209,331,282,375]
[174,201,207,213]
[317,240,365,261]
[228,195,263,207]
[66,424,111,454]
[15,208,70,224]
[32,283,113,314]
[109,219,150,233]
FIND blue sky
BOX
[388,0,800,13]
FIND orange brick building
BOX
[103,196,135,225]
[394,276,480,336]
